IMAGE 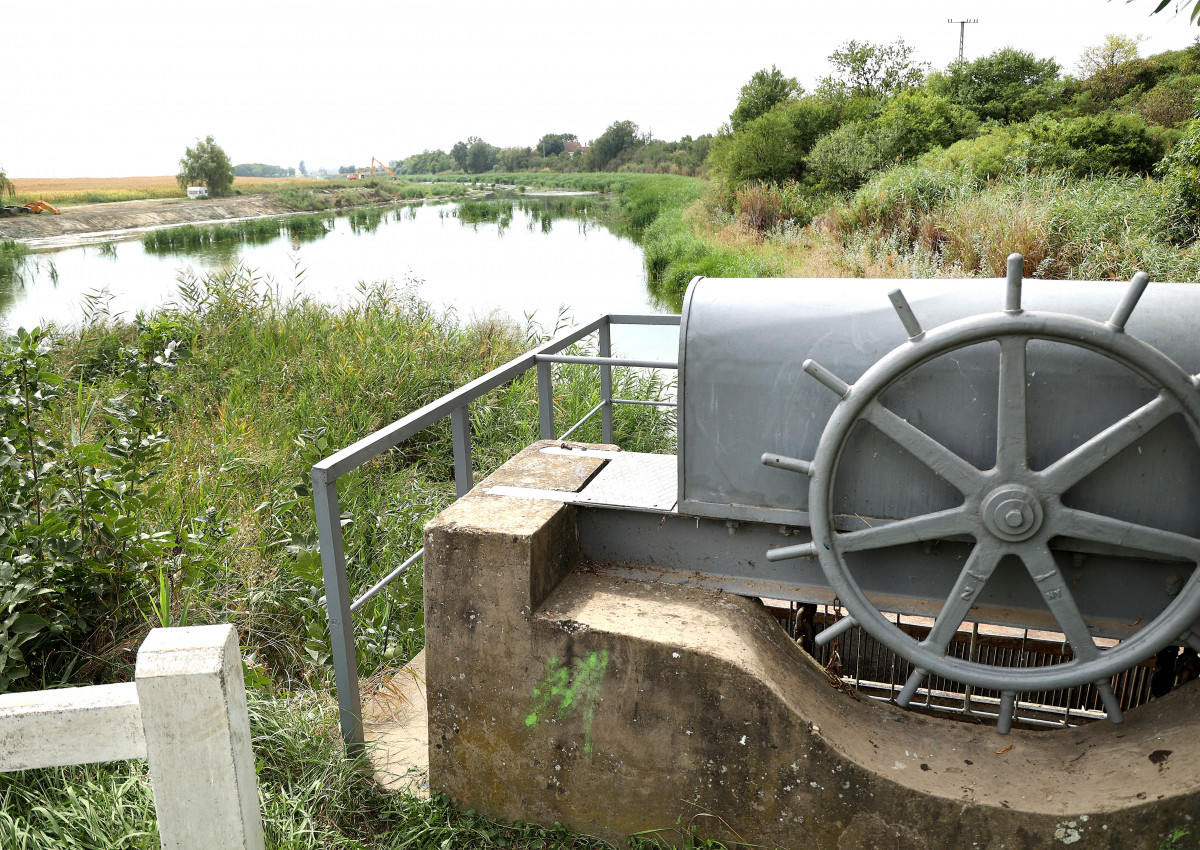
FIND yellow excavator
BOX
[346,158,398,180]
[0,200,61,216]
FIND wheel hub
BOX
[982,485,1043,541]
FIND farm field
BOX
[7,175,325,206]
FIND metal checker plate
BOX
[575,451,677,512]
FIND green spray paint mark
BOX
[524,650,610,754]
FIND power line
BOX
[948,18,979,61]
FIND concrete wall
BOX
[425,443,1200,850]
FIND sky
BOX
[7,0,1200,177]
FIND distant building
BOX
[563,140,588,156]
[186,186,209,199]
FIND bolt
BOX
[1005,509,1024,528]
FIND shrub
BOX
[805,121,894,192]
[875,89,979,161]
[1135,74,1200,128]
[1020,113,1172,177]
[918,126,1026,181]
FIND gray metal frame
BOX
[312,313,679,747]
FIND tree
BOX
[708,97,839,184]
[176,136,235,196]
[400,149,457,174]
[1021,112,1169,176]
[299,160,307,176]
[930,48,1061,123]
[875,89,979,160]
[819,39,928,99]
[450,141,470,170]
[498,147,529,171]
[588,120,642,171]
[1077,34,1146,104]
[0,166,13,198]
[465,138,498,173]
[730,66,802,130]
[537,133,577,157]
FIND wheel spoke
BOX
[921,540,1005,653]
[862,401,984,495]
[996,337,1028,476]
[1019,544,1099,662]
[1054,507,1200,563]
[1039,393,1179,495]
[836,507,972,554]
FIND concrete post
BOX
[135,624,265,850]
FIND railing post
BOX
[135,625,265,850]
[599,318,614,444]
[537,360,554,439]
[313,467,364,748]
[451,404,474,497]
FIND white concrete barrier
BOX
[0,624,265,850]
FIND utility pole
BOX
[948,18,979,61]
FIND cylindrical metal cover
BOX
[677,276,1200,531]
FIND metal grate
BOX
[766,602,1196,730]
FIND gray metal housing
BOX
[678,275,1200,535]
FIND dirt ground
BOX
[0,195,295,247]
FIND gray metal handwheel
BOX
[765,255,1200,732]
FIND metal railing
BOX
[313,313,680,747]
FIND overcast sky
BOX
[7,0,1199,177]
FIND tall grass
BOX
[0,239,30,281]
[0,689,721,849]
[821,164,1200,281]
[0,264,680,847]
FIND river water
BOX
[2,197,678,360]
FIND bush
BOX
[805,121,894,192]
[1135,74,1200,128]
[845,163,978,237]
[875,89,979,161]
[1020,113,1172,177]
[708,97,841,187]
[917,125,1026,181]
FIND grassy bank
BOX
[676,165,1200,286]
[0,266,681,848]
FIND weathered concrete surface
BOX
[424,443,1200,849]
[364,651,430,795]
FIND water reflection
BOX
[1,197,676,357]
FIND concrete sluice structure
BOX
[338,264,1200,848]
[414,441,1200,849]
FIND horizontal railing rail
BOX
[313,313,680,747]
[0,625,264,849]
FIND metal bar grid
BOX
[769,603,1172,731]
[312,313,681,746]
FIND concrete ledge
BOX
[423,443,1200,849]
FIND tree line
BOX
[390,125,712,177]
[707,35,1200,198]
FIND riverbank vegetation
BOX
[391,36,1200,298]
[691,36,1200,286]
[0,264,678,847]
